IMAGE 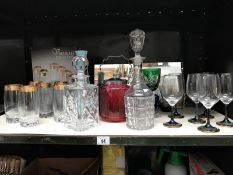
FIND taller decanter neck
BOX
[131,55,145,85]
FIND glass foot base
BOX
[198,125,220,133]
[216,119,233,127]
[163,120,182,128]
[188,117,205,124]
[199,114,214,119]
[126,116,154,130]
[20,120,39,127]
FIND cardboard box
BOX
[189,153,225,175]
[20,158,99,175]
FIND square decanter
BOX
[63,50,99,131]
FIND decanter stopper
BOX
[129,29,145,56]
[72,50,89,75]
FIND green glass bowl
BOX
[142,67,161,91]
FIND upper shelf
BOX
[0,108,233,146]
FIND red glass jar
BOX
[99,77,129,122]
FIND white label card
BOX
[97,136,110,145]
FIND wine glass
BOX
[160,74,184,128]
[198,73,215,119]
[216,73,233,127]
[167,73,184,119]
[198,74,220,132]
[142,68,161,111]
[186,73,205,124]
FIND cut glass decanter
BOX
[63,50,99,131]
[124,29,155,130]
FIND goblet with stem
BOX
[216,73,233,127]
[198,73,215,119]
[142,67,161,91]
[186,73,205,124]
[198,74,220,132]
[142,67,161,110]
[168,73,184,119]
[160,74,184,128]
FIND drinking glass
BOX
[142,68,161,91]
[186,73,205,124]
[168,73,184,119]
[4,84,22,123]
[216,73,233,127]
[142,67,161,111]
[53,81,68,122]
[18,85,40,127]
[198,74,220,132]
[39,82,54,118]
[198,72,215,119]
[160,74,183,128]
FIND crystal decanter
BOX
[63,50,99,131]
[124,29,155,130]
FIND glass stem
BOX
[195,103,199,120]
[224,104,228,121]
[206,109,210,126]
[170,106,175,122]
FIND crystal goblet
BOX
[160,74,183,128]
[198,74,220,132]
[186,73,205,124]
[216,73,233,127]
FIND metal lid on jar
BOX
[104,74,127,85]
[54,81,68,90]
[4,84,22,91]
[20,85,37,93]
[40,82,52,89]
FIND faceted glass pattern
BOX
[125,96,155,130]
[64,84,99,131]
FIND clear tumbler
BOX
[53,81,67,122]
[39,82,54,117]
[4,84,22,123]
[18,85,39,127]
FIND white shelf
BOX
[0,108,233,146]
